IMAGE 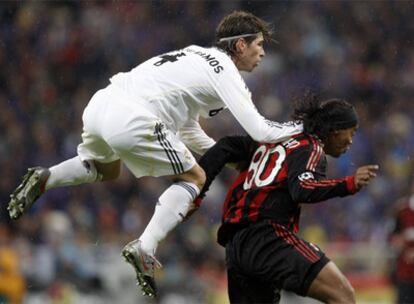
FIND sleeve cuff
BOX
[345,176,357,194]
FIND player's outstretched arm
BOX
[288,144,379,203]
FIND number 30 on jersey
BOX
[243,144,286,190]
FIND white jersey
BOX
[110,45,302,152]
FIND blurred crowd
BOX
[1,1,414,303]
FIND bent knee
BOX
[188,165,206,189]
[173,165,206,190]
[308,261,356,304]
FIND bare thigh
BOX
[307,261,355,304]
[167,163,206,190]
[94,159,122,181]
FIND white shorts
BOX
[77,84,196,178]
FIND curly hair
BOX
[291,91,358,140]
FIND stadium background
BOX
[1,1,413,303]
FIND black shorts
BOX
[225,221,330,303]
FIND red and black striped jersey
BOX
[197,134,357,246]
[390,197,414,281]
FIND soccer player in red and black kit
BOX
[389,180,414,304]
[195,94,379,303]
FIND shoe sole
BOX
[8,168,48,219]
[121,250,157,297]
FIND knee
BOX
[190,165,206,190]
[308,262,356,304]
[175,165,206,190]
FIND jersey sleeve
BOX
[214,67,303,143]
[177,118,216,156]
[197,136,255,199]
[287,143,357,203]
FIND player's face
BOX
[235,33,265,72]
[323,125,358,158]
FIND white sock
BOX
[139,182,200,255]
[45,156,102,190]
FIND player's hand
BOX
[354,165,379,190]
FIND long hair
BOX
[291,91,357,140]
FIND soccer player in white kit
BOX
[8,11,302,297]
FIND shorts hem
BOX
[302,255,330,296]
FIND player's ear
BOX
[235,38,246,54]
